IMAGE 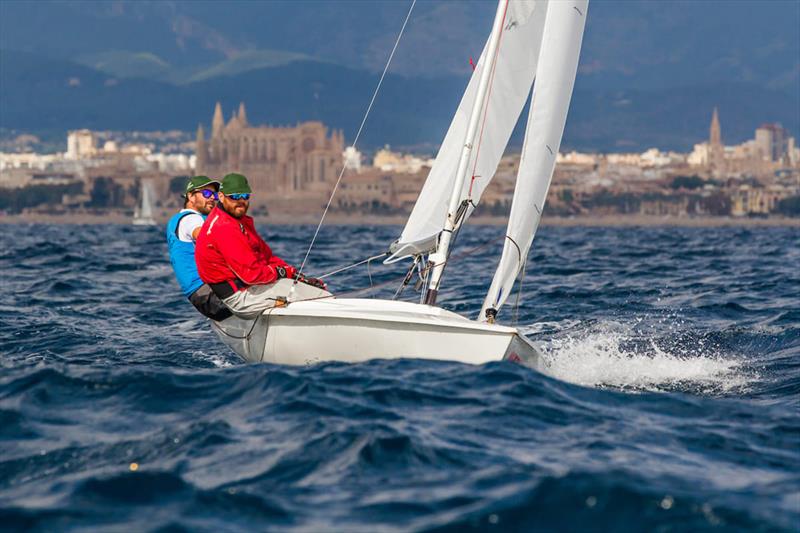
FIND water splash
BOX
[534,320,750,393]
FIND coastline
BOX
[1,212,798,227]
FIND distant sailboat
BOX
[132,179,157,226]
[211,0,588,367]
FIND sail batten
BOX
[387,0,549,263]
[481,0,588,318]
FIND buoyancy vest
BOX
[166,209,205,297]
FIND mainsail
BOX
[387,0,549,261]
[481,0,588,318]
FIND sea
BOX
[1,223,798,532]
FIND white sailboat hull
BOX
[210,298,543,368]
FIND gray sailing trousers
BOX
[222,278,332,318]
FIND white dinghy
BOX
[212,287,542,366]
[211,0,588,368]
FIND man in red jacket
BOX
[196,173,329,318]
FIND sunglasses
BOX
[194,189,218,199]
[227,193,251,201]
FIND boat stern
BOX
[503,333,545,371]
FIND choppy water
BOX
[1,223,798,531]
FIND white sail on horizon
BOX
[387,0,549,262]
[133,179,157,226]
[140,181,154,219]
[481,0,588,318]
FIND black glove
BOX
[288,270,326,290]
[275,265,288,279]
[302,276,327,290]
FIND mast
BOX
[424,0,509,306]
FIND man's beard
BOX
[221,201,247,218]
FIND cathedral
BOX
[195,102,345,202]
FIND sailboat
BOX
[133,179,157,226]
[211,0,588,367]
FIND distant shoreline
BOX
[1,213,798,227]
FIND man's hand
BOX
[290,271,327,290]
[301,276,327,290]
[273,264,297,280]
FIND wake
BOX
[526,320,751,394]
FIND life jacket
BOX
[166,209,205,297]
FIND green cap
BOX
[220,173,252,195]
[185,175,219,193]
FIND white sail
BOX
[481,0,588,318]
[133,179,157,225]
[141,181,154,219]
[387,0,549,261]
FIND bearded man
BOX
[166,176,232,321]
[195,173,328,318]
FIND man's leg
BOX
[189,284,233,321]
[223,279,332,318]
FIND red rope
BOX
[468,0,509,198]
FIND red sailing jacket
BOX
[195,206,294,289]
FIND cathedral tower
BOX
[710,107,722,147]
[212,102,224,137]
[708,107,725,176]
[196,124,207,170]
[238,102,248,126]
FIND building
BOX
[372,146,433,173]
[708,107,725,175]
[337,170,396,211]
[66,130,97,160]
[730,184,794,216]
[195,102,345,202]
[343,146,363,173]
[755,123,790,163]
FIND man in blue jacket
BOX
[166,176,232,321]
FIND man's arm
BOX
[212,228,293,285]
[250,222,294,271]
[177,213,205,242]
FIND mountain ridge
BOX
[1,0,797,91]
[1,49,797,153]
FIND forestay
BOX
[386,0,549,262]
[481,0,588,318]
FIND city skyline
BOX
[1,103,798,221]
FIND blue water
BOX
[1,224,798,531]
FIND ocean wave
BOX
[0,224,797,530]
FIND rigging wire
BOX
[295,0,417,281]
[318,252,389,280]
[293,233,506,304]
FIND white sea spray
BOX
[530,318,752,393]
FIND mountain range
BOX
[1,0,798,152]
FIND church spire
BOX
[212,102,224,137]
[238,102,248,126]
[709,107,725,176]
[196,124,207,170]
[710,107,722,147]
